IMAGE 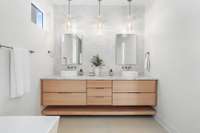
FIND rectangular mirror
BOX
[115,34,137,65]
[61,34,82,65]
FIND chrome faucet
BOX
[66,65,77,70]
[122,65,133,71]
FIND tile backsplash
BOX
[53,5,145,75]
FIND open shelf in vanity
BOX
[41,78,157,116]
[42,106,156,116]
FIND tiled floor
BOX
[58,116,168,133]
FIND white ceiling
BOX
[50,0,149,6]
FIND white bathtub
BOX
[0,116,60,133]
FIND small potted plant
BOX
[91,55,104,76]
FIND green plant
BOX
[91,55,104,67]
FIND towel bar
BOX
[0,44,35,53]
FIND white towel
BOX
[10,48,31,98]
[144,52,151,72]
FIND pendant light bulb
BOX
[65,16,72,33]
[127,16,133,33]
[97,16,103,35]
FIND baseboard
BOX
[154,114,180,133]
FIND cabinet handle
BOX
[57,92,74,94]
[95,96,105,98]
[95,87,104,90]
[126,92,142,93]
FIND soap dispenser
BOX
[78,69,84,76]
[109,69,114,76]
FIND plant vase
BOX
[95,67,101,76]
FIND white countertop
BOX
[41,75,157,80]
[0,116,60,133]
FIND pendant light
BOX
[65,0,72,33]
[97,0,103,35]
[127,0,134,33]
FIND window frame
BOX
[31,3,44,28]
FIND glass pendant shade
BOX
[97,0,103,35]
[126,0,134,33]
[65,0,73,33]
[65,16,72,33]
[97,16,103,35]
[127,15,134,33]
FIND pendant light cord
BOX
[129,1,131,16]
[68,0,71,17]
[128,0,132,17]
[98,0,102,17]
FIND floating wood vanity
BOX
[41,76,157,116]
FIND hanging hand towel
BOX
[144,52,151,72]
[10,47,31,98]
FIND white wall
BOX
[0,0,54,115]
[53,5,145,75]
[145,0,200,132]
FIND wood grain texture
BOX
[41,79,157,116]
[42,80,86,92]
[113,81,156,93]
[113,93,156,106]
[87,88,112,96]
[87,96,112,105]
[43,93,86,106]
[42,106,156,116]
[87,80,112,88]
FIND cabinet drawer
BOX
[87,96,112,105]
[87,88,112,97]
[113,93,156,106]
[43,93,86,106]
[87,80,112,88]
[113,81,156,93]
[42,80,86,93]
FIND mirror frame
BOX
[61,33,83,65]
[115,34,137,65]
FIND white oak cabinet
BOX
[41,80,157,116]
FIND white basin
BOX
[61,70,77,77]
[122,71,138,77]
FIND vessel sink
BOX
[122,71,138,77]
[61,70,77,77]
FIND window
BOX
[31,3,43,28]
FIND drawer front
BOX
[42,80,86,93]
[87,88,112,97]
[87,96,112,105]
[113,93,156,106]
[113,81,156,93]
[87,80,112,88]
[43,93,86,106]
